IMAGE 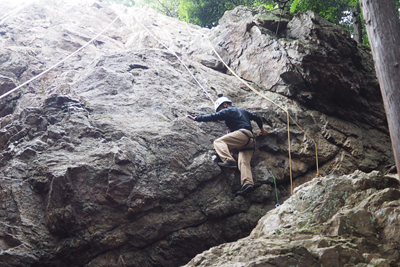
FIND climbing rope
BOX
[121,8,321,196]
[0,15,120,100]
[133,16,215,104]
[133,16,312,196]
[202,33,320,195]
[268,169,280,207]
[182,13,320,195]
[0,1,32,25]
[0,5,319,195]
[132,9,320,196]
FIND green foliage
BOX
[104,0,400,30]
[178,0,231,28]
[254,0,276,10]
[289,0,350,24]
[394,0,400,18]
[103,0,398,43]
[289,0,371,44]
[289,0,398,45]
[360,12,370,45]
[136,0,180,17]
[178,0,275,28]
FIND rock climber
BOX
[187,94,268,196]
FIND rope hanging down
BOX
[0,15,120,100]
[203,34,320,195]
[183,19,320,195]
[133,17,215,104]
[268,169,280,207]
[136,13,320,195]
[133,12,320,195]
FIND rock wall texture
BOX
[0,0,395,266]
[184,171,400,267]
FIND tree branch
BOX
[156,0,173,17]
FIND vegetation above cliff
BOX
[104,0,400,45]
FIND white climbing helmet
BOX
[214,95,232,112]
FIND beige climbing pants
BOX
[213,129,254,186]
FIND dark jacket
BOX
[195,106,263,132]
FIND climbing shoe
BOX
[217,161,237,168]
[235,184,253,196]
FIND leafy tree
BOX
[290,0,352,24]
[135,0,180,17]
[289,0,399,44]
[254,0,277,9]
[177,0,275,28]
[103,0,400,38]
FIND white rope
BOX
[0,1,32,25]
[134,16,215,104]
[0,15,120,100]
[184,20,322,194]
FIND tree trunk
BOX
[352,4,362,43]
[360,0,400,174]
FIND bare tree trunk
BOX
[360,0,400,174]
[352,4,362,43]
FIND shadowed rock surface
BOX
[0,0,395,266]
[184,171,400,267]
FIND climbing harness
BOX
[0,4,320,197]
[0,15,120,100]
[203,34,319,195]
[183,12,320,196]
[134,10,320,196]
[239,129,256,152]
[268,169,281,207]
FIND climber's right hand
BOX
[187,115,196,121]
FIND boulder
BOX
[184,171,400,267]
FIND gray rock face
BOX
[184,171,400,267]
[0,1,395,266]
[209,7,384,131]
